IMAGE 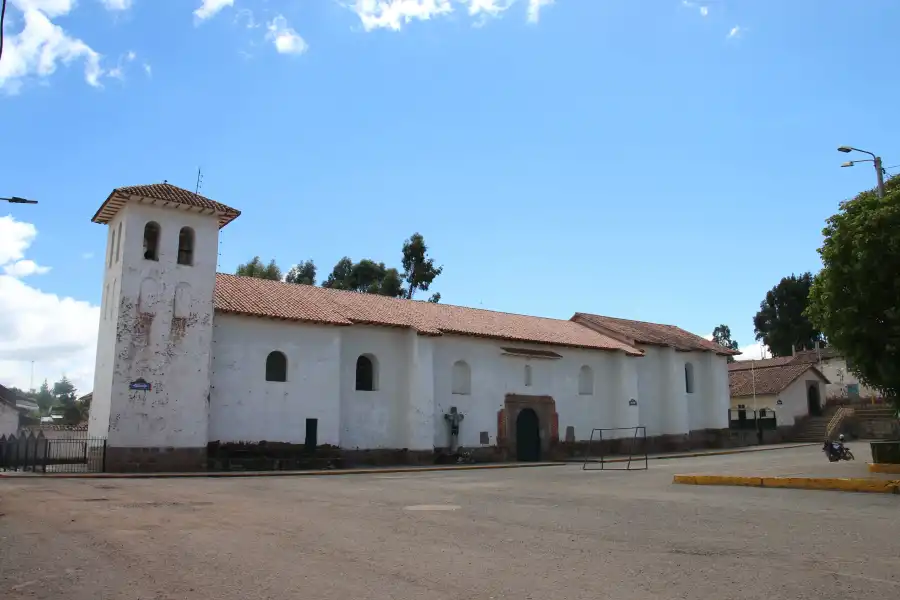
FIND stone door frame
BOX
[497,394,558,460]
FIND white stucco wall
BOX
[815,357,879,400]
[0,402,19,436]
[209,314,343,445]
[94,201,219,449]
[731,376,826,427]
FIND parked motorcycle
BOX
[823,435,855,462]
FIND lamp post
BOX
[838,146,886,198]
[1,196,38,204]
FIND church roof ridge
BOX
[214,273,644,355]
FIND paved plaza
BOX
[1,445,898,599]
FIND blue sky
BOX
[1,0,898,391]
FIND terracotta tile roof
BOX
[728,356,795,371]
[729,363,829,397]
[214,274,644,354]
[791,347,839,363]
[572,313,740,356]
[92,183,241,229]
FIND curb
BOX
[868,462,900,475]
[0,461,567,480]
[673,473,900,494]
[578,442,819,465]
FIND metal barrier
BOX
[582,426,648,471]
[0,431,107,473]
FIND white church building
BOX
[88,184,739,471]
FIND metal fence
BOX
[728,408,777,431]
[0,431,107,473]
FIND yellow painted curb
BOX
[673,474,900,494]
[868,463,900,475]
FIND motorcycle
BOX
[823,439,855,462]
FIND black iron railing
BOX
[0,431,107,473]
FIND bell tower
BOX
[88,184,240,471]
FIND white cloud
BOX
[99,0,132,10]
[681,0,708,17]
[346,0,552,31]
[266,15,308,55]
[81,252,95,260]
[107,50,137,80]
[526,0,553,23]
[143,62,152,76]
[727,25,742,39]
[0,216,99,395]
[194,0,234,22]
[734,340,771,361]
[0,1,105,93]
[235,8,259,29]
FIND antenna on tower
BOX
[195,167,203,195]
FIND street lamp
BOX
[838,146,886,198]
[1,196,38,204]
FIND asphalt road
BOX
[1,445,898,600]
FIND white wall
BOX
[431,335,635,446]
[774,378,823,427]
[209,314,342,445]
[339,325,411,449]
[96,201,219,449]
[0,402,19,436]
[634,347,729,435]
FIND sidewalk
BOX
[0,442,818,480]
[673,442,900,494]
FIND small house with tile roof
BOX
[727,360,829,426]
[88,184,739,472]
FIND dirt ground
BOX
[1,445,898,600]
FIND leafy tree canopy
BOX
[285,260,317,285]
[711,324,739,363]
[236,256,283,281]
[808,176,900,409]
[237,233,443,301]
[401,232,443,300]
[753,272,825,357]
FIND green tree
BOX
[236,256,283,281]
[401,232,443,300]
[35,379,55,414]
[752,273,825,357]
[808,176,900,411]
[52,376,77,406]
[285,260,317,285]
[711,324,740,363]
[322,258,404,297]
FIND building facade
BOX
[88,184,738,471]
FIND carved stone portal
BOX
[497,394,558,461]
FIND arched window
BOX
[684,362,695,394]
[143,222,160,261]
[265,351,287,382]
[356,354,377,391]
[108,227,116,268]
[578,365,594,395]
[177,227,195,266]
[451,360,471,395]
[524,364,533,387]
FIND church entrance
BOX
[807,383,822,417]
[516,408,541,462]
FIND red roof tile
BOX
[214,274,644,354]
[728,356,795,371]
[92,183,241,228]
[729,363,828,397]
[572,313,740,356]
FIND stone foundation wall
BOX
[845,417,900,440]
[552,427,795,460]
[105,446,207,473]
